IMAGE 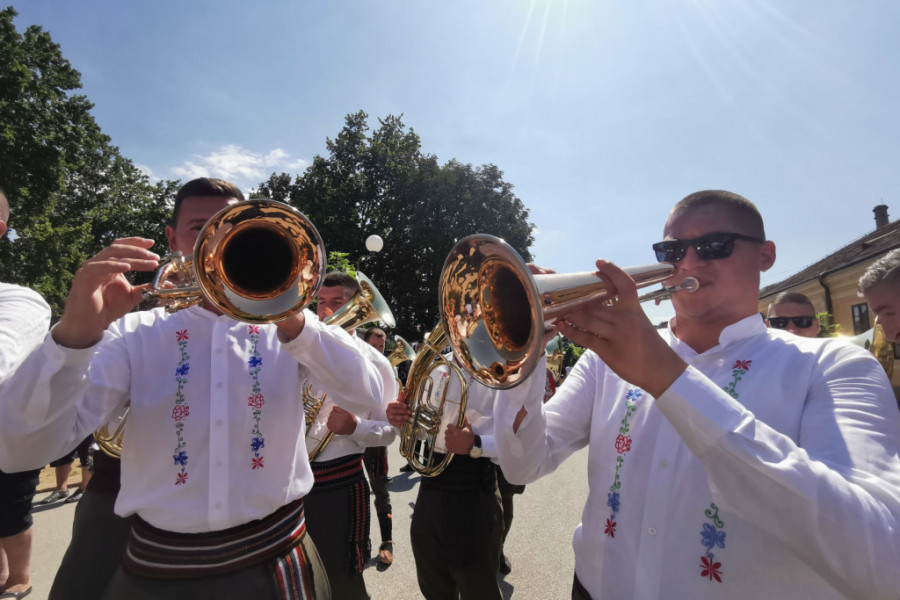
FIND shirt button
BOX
[216,382,223,389]
[215,460,223,467]
[215,502,223,509]
[216,420,223,427]
[648,527,657,536]
[216,348,223,354]
[658,459,667,468]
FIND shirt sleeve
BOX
[0,322,130,472]
[343,335,399,447]
[492,353,595,484]
[655,343,900,600]
[281,311,384,416]
[0,285,51,379]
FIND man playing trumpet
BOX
[0,177,385,599]
[493,190,900,599]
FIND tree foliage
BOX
[0,7,175,314]
[258,111,535,341]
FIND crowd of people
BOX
[0,181,898,599]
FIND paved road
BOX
[28,442,589,599]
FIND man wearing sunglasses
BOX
[492,190,900,600]
[765,292,820,338]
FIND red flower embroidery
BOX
[175,472,188,485]
[251,456,265,469]
[732,360,751,371]
[614,434,632,455]
[604,518,617,537]
[248,394,265,409]
[248,325,260,334]
[700,556,723,582]
[176,329,189,342]
[172,405,190,421]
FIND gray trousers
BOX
[49,489,130,600]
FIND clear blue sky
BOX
[11,1,900,323]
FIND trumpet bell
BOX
[322,271,396,331]
[387,335,417,367]
[439,234,677,389]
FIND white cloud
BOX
[170,144,309,192]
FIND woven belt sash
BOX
[123,498,307,579]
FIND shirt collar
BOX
[666,313,768,358]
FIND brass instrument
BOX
[387,335,417,367]
[304,271,395,461]
[144,199,326,323]
[545,334,565,383]
[849,317,894,378]
[96,200,327,459]
[398,323,468,477]
[438,234,698,389]
[94,407,129,459]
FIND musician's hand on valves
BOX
[444,417,475,455]
[327,405,358,435]
[555,259,687,398]
[386,395,412,428]
[53,238,160,349]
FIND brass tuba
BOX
[438,234,695,389]
[304,271,395,461]
[95,200,327,459]
[398,323,468,477]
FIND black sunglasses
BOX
[652,232,764,263]
[769,316,817,329]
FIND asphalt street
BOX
[28,442,589,600]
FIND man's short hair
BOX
[322,271,360,299]
[669,190,766,240]
[859,249,900,295]
[363,327,386,342]
[768,291,816,317]
[173,178,244,226]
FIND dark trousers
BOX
[49,489,130,600]
[363,447,392,544]
[305,483,370,600]
[572,573,593,599]
[100,530,329,600]
[410,457,503,600]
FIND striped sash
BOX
[123,499,310,588]
[310,454,371,574]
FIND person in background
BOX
[765,291,820,338]
[35,437,93,506]
[858,248,900,342]
[0,186,52,600]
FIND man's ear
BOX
[759,240,776,272]
[0,221,7,238]
[165,224,178,252]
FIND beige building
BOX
[758,205,900,386]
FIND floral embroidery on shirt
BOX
[605,388,641,538]
[247,325,266,470]
[172,329,191,486]
[722,359,752,399]
[699,502,726,582]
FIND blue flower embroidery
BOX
[173,450,188,466]
[248,356,263,368]
[701,522,726,552]
[251,436,265,453]
[607,491,620,513]
[176,364,190,376]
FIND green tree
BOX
[258,111,534,341]
[0,7,173,313]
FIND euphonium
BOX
[387,335,416,367]
[438,234,698,389]
[144,199,326,323]
[398,323,468,477]
[94,407,129,459]
[304,271,395,461]
[96,200,327,459]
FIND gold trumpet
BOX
[95,199,327,459]
[438,234,698,389]
[304,271,395,461]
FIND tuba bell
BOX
[95,199,327,459]
[304,271,395,461]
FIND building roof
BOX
[759,219,900,299]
